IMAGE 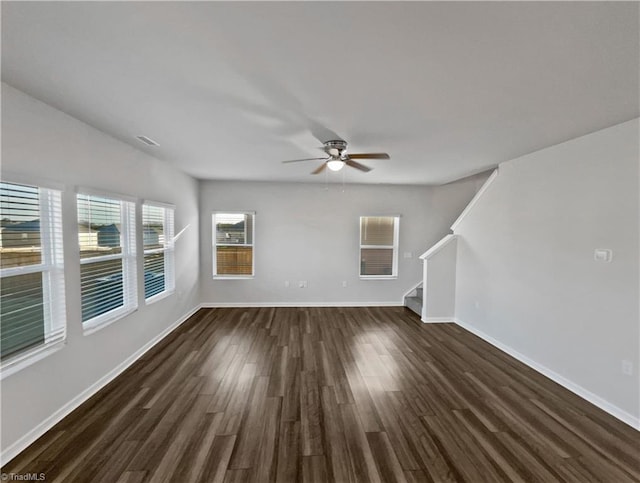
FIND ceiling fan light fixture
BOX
[282,138,388,175]
[327,159,345,171]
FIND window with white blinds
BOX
[213,212,254,277]
[359,216,399,278]
[142,203,175,302]
[77,193,137,330]
[0,181,66,366]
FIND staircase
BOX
[403,170,497,324]
[404,283,423,317]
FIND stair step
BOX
[404,295,422,317]
[416,287,423,298]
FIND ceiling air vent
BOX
[136,135,159,147]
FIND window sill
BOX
[359,276,398,280]
[213,276,255,280]
[145,289,174,306]
[0,339,66,380]
[83,307,137,336]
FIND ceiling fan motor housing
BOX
[324,140,348,158]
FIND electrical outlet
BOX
[342,281,348,288]
[622,360,633,376]
[299,281,307,288]
[284,281,290,288]
[474,301,480,309]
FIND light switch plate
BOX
[594,249,612,262]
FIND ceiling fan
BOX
[282,140,390,174]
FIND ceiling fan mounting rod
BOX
[324,140,347,150]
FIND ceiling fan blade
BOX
[311,163,327,175]
[348,153,390,160]
[282,157,328,164]
[346,160,372,172]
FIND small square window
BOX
[359,216,399,278]
[212,212,255,278]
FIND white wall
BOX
[454,118,640,424]
[423,235,458,321]
[0,84,200,457]
[199,176,486,306]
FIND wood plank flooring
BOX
[3,307,639,482]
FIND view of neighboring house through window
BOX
[213,212,254,277]
[359,216,400,278]
[0,181,66,365]
[143,202,175,301]
[77,192,137,329]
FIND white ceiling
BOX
[2,2,638,185]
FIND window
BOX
[77,192,136,330]
[359,216,399,278]
[0,181,66,368]
[213,212,254,277]
[143,203,175,301]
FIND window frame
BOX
[359,215,400,280]
[212,211,255,279]
[76,189,137,335]
[142,201,175,304]
[0,180,66,378]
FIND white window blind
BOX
[0,181,66,366]
[143,203,175,301]
[77,193,137,329]
[360,216,399,278]
[213,212,254,277]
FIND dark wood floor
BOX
[3,307,639,482]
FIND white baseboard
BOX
[200,301,403,308]
[453,318,640,431]
[1,305,202,465]
[421,317,455,323]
